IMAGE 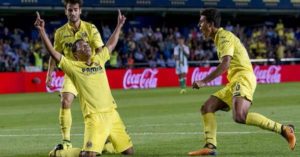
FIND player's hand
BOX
[117,9,126,28]
[192,80,206,89]
[45,76,53,88]
[34,11,45,31]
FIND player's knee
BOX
[61,99,72,108]
[121,147,134,155]
[233,113,246,124]
[201,102,213,114]
[200,105,207,114]
[61,95,74,108]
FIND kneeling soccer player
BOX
[35,10,133,157]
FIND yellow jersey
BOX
[58,47,116,116]
[54,20,104,60]
[214,28,255,82]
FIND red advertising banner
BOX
[0,65,300,94]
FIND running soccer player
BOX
[188,8,296,156]
[35,10,133,157]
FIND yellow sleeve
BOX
[96,46,110,64]
[218,34,234,58]
[58,56,73,77]
[90,24,104,48]
[54,30,63,53]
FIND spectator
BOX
[157,54,166,67]
[110,50,119,68]
[275,40,285,65]
[167,54,176,67]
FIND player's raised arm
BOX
[34,11,62,63]
[105,9,126,53]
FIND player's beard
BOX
[202,28,212,40]
[69,15,80,23]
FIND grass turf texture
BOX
[0,82,299,157]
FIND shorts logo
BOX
[86,141,93,148]
[235,82,240,91]
[233,82,241,96]
[233,92,241,96]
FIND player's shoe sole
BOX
[282,124,296,150]
[188,148,217,156]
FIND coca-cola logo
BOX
[191,67,222,86]
[46,72,64,92]
[254,65,281,83]
[123,68,158,89]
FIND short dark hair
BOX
[200,8,221,28]
[63,0,83,8]
[177,36,185,40]
[72,39,85,53]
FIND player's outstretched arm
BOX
[106,9,126,53]
[34,12,61,63]
[46,57,56,88]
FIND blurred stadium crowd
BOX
[1,19,300,72]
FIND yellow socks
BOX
[103,142,117,154]
[59,108,72,141]
[246,112,282,134]
[202,113,217,147]
[201,112,282,148]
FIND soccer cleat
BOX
[281,124,296,150]
[180,89,187,94]
[49,144,64,157]
[62,140,72,150]
[49,140,72,157]
[188,143,217,156]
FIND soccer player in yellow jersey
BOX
[35,10,133,157]
[46,0,114,152]
[188,9,296,156]
[45,0,106,149]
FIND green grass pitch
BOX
[0,82,299,157]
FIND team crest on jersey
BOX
[233,82,241,96]
[81,32,88,38]
[82,63,103,75]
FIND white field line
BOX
[1,121,299,132]
[0,131,299,137]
